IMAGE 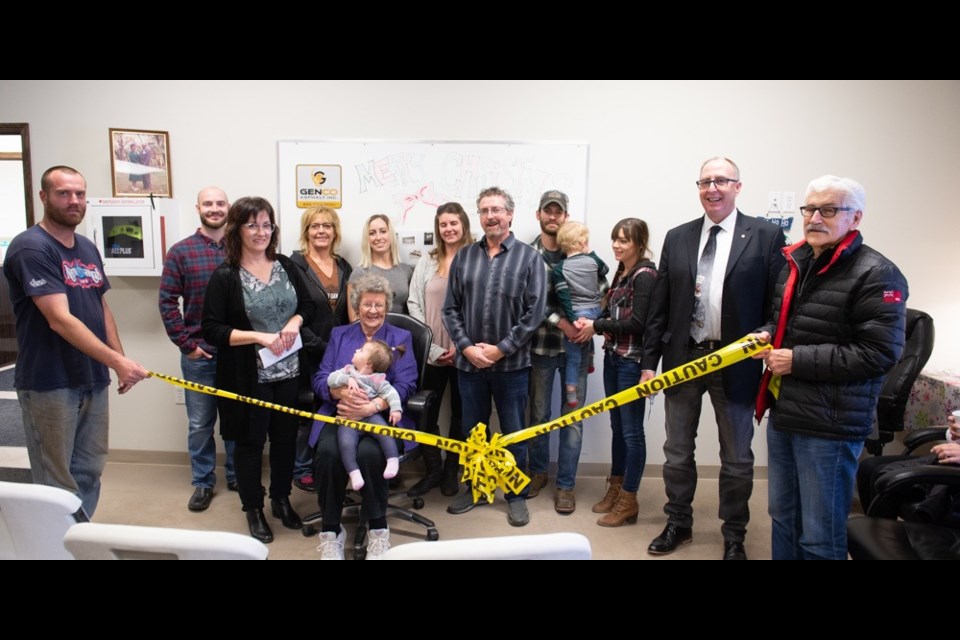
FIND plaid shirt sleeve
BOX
[530,236,565,357]
[159,245,192,351]
[158,233,223,354]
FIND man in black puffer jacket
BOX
[753,175,908,560]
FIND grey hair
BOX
[476,186,516,212]
[805,175,865,212]
[349,272,394,312]
[700,156,740,180]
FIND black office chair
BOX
[864,308,935,455]
[301,313,441,558]
[848,464,960,559]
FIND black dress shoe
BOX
[245,509,274,543]
[723,540,747,560]
[440,459,460,497]
[227,481,239,492]
[647,523,693,555]
[407,471,442,497]
[270,497,302,529]
[188,487,213,512]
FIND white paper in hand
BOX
[259,333,303,368]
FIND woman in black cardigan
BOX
[288,206,352,492]
[202,197,315,543]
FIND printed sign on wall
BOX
[296,164,342,208]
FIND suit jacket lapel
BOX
[725,211,751,279]
[686,218,702,281]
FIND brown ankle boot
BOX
[591,476,624,513]
[596,490,639,527]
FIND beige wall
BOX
[2,80,958,467]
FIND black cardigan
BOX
[288,251,352,386]
[201,254,316,441]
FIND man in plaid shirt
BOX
[158,187,236,512]
[526,190,592,514]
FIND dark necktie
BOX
[691,225,721,343]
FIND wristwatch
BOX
[547,313,562,327]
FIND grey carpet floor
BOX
[0,367,14,391]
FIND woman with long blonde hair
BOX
[347,214,413,321]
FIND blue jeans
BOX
[767,416,863,560]
[602,352,646,493]
[563,306,599,389]
[181,354,235,488]
[294,421,315,480]
[528,352,588,490]
[458,368,530,500]
[18,386,109,518]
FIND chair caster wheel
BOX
[354,548,366,560]
[426,529,439,541]
[412,497,424,510]
[302,525,317,537]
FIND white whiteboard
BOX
[277,140,589,265]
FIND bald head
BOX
[198,187,228,207]
[196,187,229,231]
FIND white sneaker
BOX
[366,527,390,560]
[317,527,345,560]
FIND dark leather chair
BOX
[300,313,441,558]
[864,308,935,455]
[848,464,960,559]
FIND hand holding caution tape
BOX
[150,334,770,506]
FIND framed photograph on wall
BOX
[109,128,172,197]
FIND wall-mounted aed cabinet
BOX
[84,197,179,276]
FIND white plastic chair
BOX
[63,522,269,560]
[379,532,591,560]
[0,480,85,560]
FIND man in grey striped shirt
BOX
[442,186,546,527]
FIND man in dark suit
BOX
[641,157,785,560]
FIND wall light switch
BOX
[767,191,782,213]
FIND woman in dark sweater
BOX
[289,206,353,492]
[575,218,657,527]
[202,197,315,543]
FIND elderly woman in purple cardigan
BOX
[309,272,417,560]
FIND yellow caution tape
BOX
[499,334,771,448]
[148,370,502,495]
[149,369,469,449]
[149,334,770,506]
[768,374,781,399]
